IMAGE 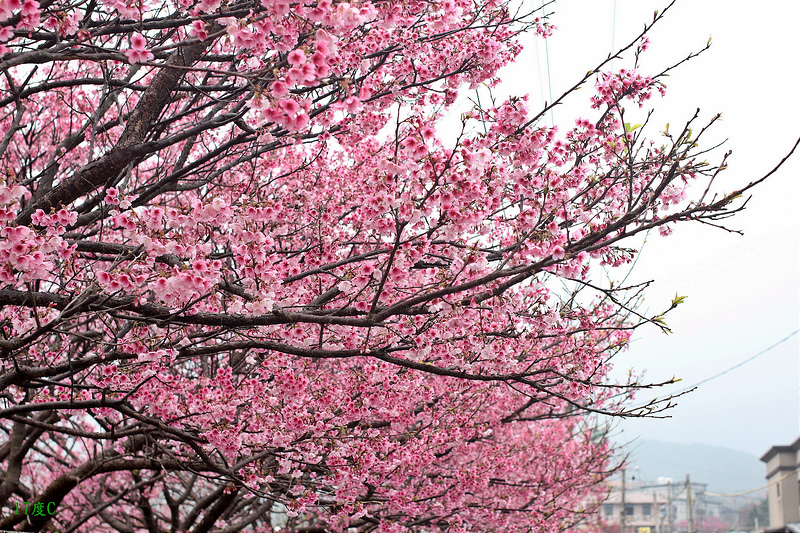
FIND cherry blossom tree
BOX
[0,0,795,531]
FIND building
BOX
[602,489,668,533]
[761,437,800,531]
[602,476,713,533]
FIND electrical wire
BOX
[541,0,554,125]
[610,0,617,70]
[475,89,488,134]
[533,3,546,118]
[676,329,800,395]
[705,465,800,497]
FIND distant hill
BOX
[620,439,765,494]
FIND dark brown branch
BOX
[16,38,211,225]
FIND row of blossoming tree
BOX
[0,0,795,531]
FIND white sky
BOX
[444,0,800,461]
[539,0,800,460]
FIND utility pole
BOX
[654,491,659,533]
[621,469,626,533]
[686,475,693,533]
[667,480,673,533]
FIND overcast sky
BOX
[539,0,799,462]
[449,0,800,464]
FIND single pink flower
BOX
[270,80,289,97]
[287,49,306,66]
[20,0,37,15]
[130,32,147,50]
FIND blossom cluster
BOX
[591,68,665,109]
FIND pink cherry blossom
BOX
[130,32,147,50]
[189,19,208,40]
[125,49,152,63]
[20,0,37,15]
[288,48,306,66]
[270,79,289,97]
[124,33,154,62]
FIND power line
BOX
[610,0,617,70]
[475,89,488,134]
[533,3,546,119]
[705,465,800,497]
[540,0,553,125]
[676,329,800,395]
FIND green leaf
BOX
[671,294,687,308]
[624,122,642,133]
[650,315,673,334]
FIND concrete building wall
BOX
[761,438,800,529]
